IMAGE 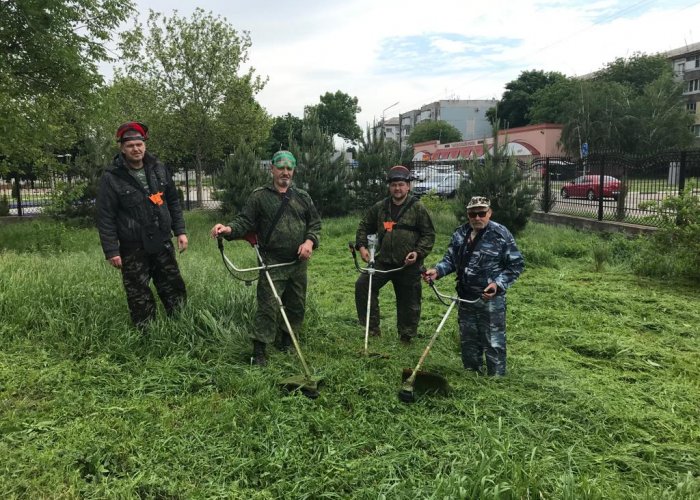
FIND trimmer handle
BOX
[419,265,434,285]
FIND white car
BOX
[412,172,464,198]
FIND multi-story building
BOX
[666,42,700,138]
[398,99,495,149]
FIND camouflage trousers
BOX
[120,242,187,328]
[354,263,422,338]
[457,295,507,376]
[254,260,307,345]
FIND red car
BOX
[560,175,621,201]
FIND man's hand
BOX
[108,256,122,269]
[404,251,418,265]
[297,239,314,261]
[358,246,370,263]
[177,234,188,253]
[423,268,438,283]
[210,224,232,239]
[482,283,498,301]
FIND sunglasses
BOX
[467,211,489,218]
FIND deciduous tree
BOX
[407,120,462,146]
[118,8,269,205]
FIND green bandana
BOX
[272,150,296,169]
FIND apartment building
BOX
[666,42,700,138]
[398,99,495,148]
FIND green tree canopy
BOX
[0,0,132,173]
[486,70,566,128]
[594,52,672,93]
[312,90,362,142]
[117,8,269,204]
[407,120,462,146]
[267,114,304,157]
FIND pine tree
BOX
[217,142,269,216]
[456,127,538,235]
[292,108,352,217]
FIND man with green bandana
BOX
[211,150,321,366]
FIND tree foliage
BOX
[312,90,362,142]
[353,123,400,209]
[594,52,671,92]
[267,114,304,157]
[216,142,269,216]
[0,0,132,173]
[292,108,352,217]
[456,129,537,235]
[117,8,269,204]
[407,120,462,146]
[486,70,566,128]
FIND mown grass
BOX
[1,211,698,499]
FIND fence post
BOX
[13,173,23,217]
[678,150,687,195]
[544,157,551,213]
[598,159,605,221]
[184,167,191,211]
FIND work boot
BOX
[251,340,267,366]
[279,332,295,354]
[400,334,411,345]
[369,327,381,337]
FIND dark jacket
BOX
[225,184,321,263]
[97,152,186,258]
[355,195,435,266]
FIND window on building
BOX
[696,56,700,68]
[693,125,700,137]
[686,79,700,93]
[687,102,697,113]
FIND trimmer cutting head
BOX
[398,368,450,403]
[279,375,323,399]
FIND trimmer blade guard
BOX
[401,368,450,395]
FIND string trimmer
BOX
[218,234,322,399]
[398,269,481,403]
[349,234,406,358]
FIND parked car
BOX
[560,175,621,201]
[412,172,464,198]
[531,158,578,180]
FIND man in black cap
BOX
[354,165,435,344]
[97,121,188,329]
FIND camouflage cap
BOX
[272,150,297,169]
[466,196,490,209]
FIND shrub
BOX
[632,188,700,282]
[44,181,96,224]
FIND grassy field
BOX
[1,211,698,499]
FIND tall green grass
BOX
[0,212,698,498]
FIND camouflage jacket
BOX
[225,183,321,263]
[97,152,186,258]
[434,221,524,299]
[355,195,435,266]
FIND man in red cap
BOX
[97,121,188,329]
[354,165,435,344]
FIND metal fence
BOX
[2,151,699,227]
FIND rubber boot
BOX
[252,340,267,366]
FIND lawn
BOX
[0,211,698,498]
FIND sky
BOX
[109,0,700,132]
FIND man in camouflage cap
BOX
[423,196,524,375]
[210,150,321,366]
[97,121,188,329]
[354,165,435,344]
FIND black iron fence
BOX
[2,152,699,228]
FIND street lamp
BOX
[381,101,399,139]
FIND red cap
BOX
[116,121,149,142]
